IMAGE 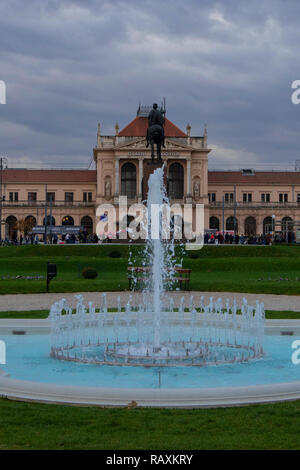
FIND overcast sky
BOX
[1,0,300,170]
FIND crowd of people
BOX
[204,231,296,245]
[0,230,297,246]
[1,230,101,246]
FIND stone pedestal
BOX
[142,160,167,200]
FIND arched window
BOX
[168,163,184,199]
[263,216,273,234]
[6,215,17,239]
[62,215,74,226]
[121,163,136,198]
[226,216,238,231]
[43,215,55,226]
[209,216,219,230]
[244,216,256,236]
[81,216,93,234]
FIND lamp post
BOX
[272,214,275,244]
[0,157,8,243]
[233,185,237,239]
[222,195,225,238]
[44,184,48,244]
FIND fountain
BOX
[49,167,265,368]
[3,168,300,407]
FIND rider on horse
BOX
[146,104,166,162]
[146,103,166,149]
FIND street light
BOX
[0,157,8,243]
[272,214,275,244]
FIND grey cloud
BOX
[0,0,300,168]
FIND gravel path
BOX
[0,291,300,312]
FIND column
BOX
[186,159,191,196]
[114,158,119,195]
[138,158,143,199]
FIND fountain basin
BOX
[1,319,300,407]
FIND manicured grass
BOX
[0,398,300,449]
[1,244,300,295]
[0,310,50,319]
[0,244,299,258]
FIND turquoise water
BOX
[1,334,300,389]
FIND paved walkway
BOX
[0,291,300,312]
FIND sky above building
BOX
[0,0,300,170]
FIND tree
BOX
[14,218,36,236]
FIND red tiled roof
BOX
[208,171,300,185]
[3,169,97,184]
[119,116,187,138]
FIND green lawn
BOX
[0,398,300,449]
[1,244,300,295]
[1,245,300,450]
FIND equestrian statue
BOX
[146,103,166,163]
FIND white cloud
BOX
[209,143,262,168]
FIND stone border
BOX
[1,319,300,408]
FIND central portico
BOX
[93,105,210,229]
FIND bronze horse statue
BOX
[146,103,165,163]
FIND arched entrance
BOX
[209,216,219,231]
[281,216,294,242]
[25,215,37,234]
[263,216,273,234]
[43,216,56,226]
[226,216,238,232]
[244,216,256,236]
[81,216,93,234]
[6,215,17,240]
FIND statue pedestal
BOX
[142,160,167,200]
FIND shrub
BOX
[82,267,98,279]
[108,250,122,258]
[188,252,199,259]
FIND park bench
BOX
[127,267,192,291]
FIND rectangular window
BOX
[279,193,288,203]
[65,192,74,203]
[28,192,37,202]
[9,192,18,202]
[46,192,55,202]
[83,192,92,202]
[261,193,270,203]
[225,193,234,203]
[208,193,216,203]
[243,193,252,202]
[297,193,300,203]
